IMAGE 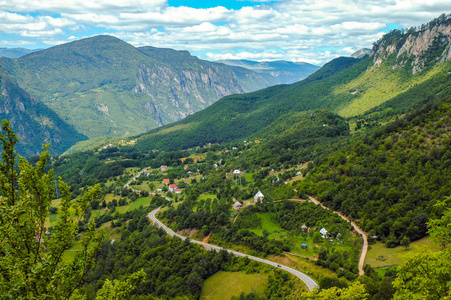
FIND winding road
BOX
[148,207,319,291]
[308,196,368,276]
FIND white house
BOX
[233,169,242,175]
[254,191,264,202]
[233,201,243,210]
[320,228,328,238]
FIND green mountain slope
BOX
[134,15,451,152]
[297,95,451,246]
[0,69,86,156]
[0,36,278,139]
[134,56,363,151]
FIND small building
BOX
[187,171,193,176]
[254,191,264,203]
[233,201,243,210]
[233,169,242,175]
[213,164,218,169]
[301,243,308,249]
[320,228,328,238]
[184,165,189,170]
[296,171,302,176]
[184,181,190,186]
[143,170,150,176]
[162,178,170,185]
[169,184,177,192]
[336,233,342,239]
[160,165,167,172]
[301,224,307,231]
[156,188,163,193]
[175,188,182,194]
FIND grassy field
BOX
[365,236,442,268]
[201,271,268,300]
[114,196,152,213]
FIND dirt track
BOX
[308,196,368,276]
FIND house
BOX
[184,166,189,170]
[233,169,242,175]
[169,184,177,192]
[301,224,307,231]
[184,181,189,186]
[320,228,328,238]
[296,171,302,176]
[233,201,243,210]
[175,188,182,194]
[160,165,167,172]
[143,170,150,176]
[213,164,218,169]
[254,191,264,202]
[156,188,163,193]
[162,178,170,185]
[187,171,193,176]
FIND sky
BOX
[0,0,450,65]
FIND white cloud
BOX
[0,0,450,64]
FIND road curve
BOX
[308,196,368,276]
[148,207,319,291]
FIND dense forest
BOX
[297,97,451,246]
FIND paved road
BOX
[148,207,319,291]
[124,167,151,189]
[308,196,368,276]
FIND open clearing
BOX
[365,236,442,268]
[201,271,268,300]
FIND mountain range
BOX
[0,36,320,156]
[0,47,41,58]
[130,14,451,152]
[9,13,451,300]
[217,59,320,84]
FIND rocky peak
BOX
[371,13,451,73]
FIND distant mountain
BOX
[0,68,86,157]
[217,59,320,84]
[350,48,371,59]
[0,48,41,58]
[133,13,451,152]
[0,36,277,139]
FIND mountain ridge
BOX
[0,35,302,140]
[217,59,320,84]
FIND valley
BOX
[1,12,451,300]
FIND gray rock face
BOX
[371,13,451,74]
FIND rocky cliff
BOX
[0,36,278,139]
[0,69,86,156]
[371,13,451,74]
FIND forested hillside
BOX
[0,36,286,140]
[0,68,86,156]
[132,14,451,153]
[297,97,451,246]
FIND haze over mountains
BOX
[0,36,321,155]
[0,48,41,58]
[217,60,320,84]
[133,14,451,152]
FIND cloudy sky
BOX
[1,0,450,65]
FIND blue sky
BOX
[0,1,450,65]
